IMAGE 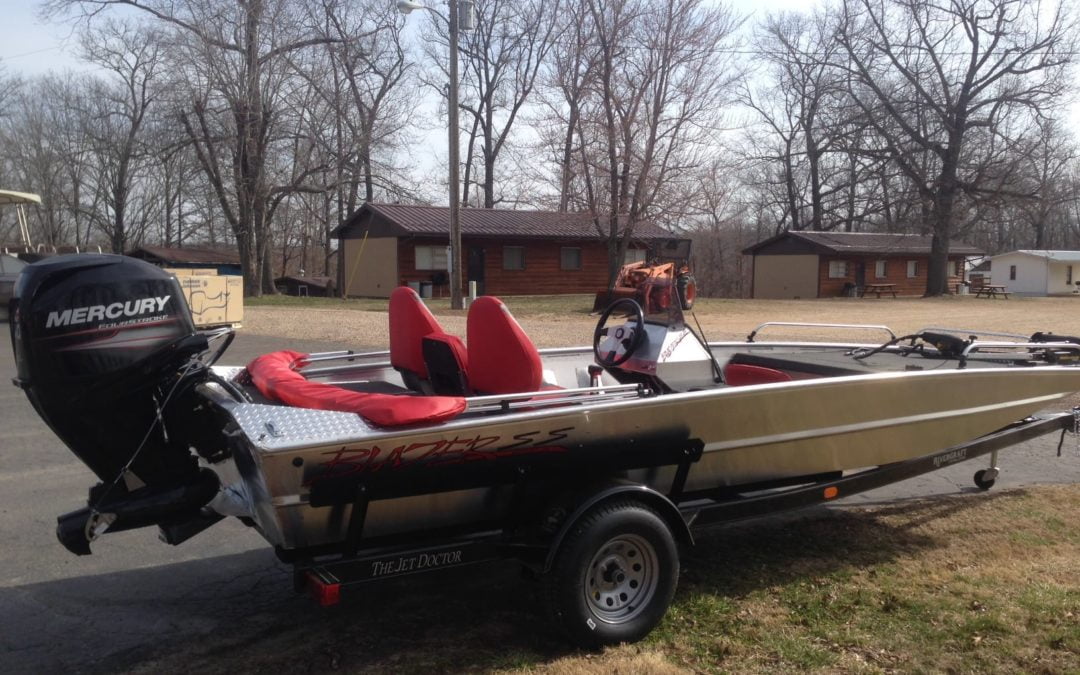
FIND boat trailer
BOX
[296,410,1076,623]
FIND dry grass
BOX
[652,484,1080,673]
[514,646,691,674]
[241,294,1080,348]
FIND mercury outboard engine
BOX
[10,254,222,554]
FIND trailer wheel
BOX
[973,469,996,490]
[542,499,678,647]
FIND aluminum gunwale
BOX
[213,364,1080,453]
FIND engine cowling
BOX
[11,254,207,487]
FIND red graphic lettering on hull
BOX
[305,426,575,485]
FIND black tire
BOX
[974,469,996,490]
[542,499,679,648]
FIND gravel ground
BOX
[239,294,1080,348]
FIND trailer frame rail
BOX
[296,412,1075,606]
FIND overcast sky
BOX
[3,0,1077,178]
[1,0,818,75]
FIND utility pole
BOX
[447,0,463,309]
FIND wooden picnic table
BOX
[859,283,897,298]
[974,284,1010,299]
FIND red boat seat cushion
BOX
[389,286,444,380]
[247,350,465,427]
[723,363,793,387]
[467,296,544,394]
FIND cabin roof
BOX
[333,202,681,241]
[128,245,240,265]
[743,230,984,256]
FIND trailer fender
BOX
[542,482,692,573]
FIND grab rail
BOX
[919,326,1029,340]
[301,349,391,364]
[747,322,896,343]
[300,361,394,377]
[960,341,1080,359]
[465,384,646,413]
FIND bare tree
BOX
[77,20,162,253]
[562,0,741,285]
[45,0,342,295]
[296,0,415,280]
[836,0,1076,295]
[536,0,599,212]
[413,0,558,208]
[0,74,90,247]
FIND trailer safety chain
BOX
[154,393,169,445]
[1057,407,1080,457]
[90,358,202,515]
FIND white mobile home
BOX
[989,250,1080,296]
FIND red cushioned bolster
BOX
[723,363,792,387]
[467,296,543,394]
[389,286,443,378]
[247,350,465,427]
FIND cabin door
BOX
[855,262,866,289]
[468,246,486,296]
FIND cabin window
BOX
[560,247,582,270]
[623,248,647,265]
[952,260,962,277]
[907,260,919,278]
[828,260,848,278]
[415,245,448,270]
[1009,265,1017,281]
[503,246,526,270]
[875,260,887,278]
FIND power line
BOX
[0,46,65,61]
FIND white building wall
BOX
[990,253,1047,295]
[1046,261,1078,294]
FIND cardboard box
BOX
[163,267,219,276]
[177,274,244,327]
[224,275,244,323]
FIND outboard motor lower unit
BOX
[11,255,220,554]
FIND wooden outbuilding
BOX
[332,203,683,298]
[743,231,983,298]
[275,274,335,297]
[127,245,242,276]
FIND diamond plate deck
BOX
[228,403,371,452]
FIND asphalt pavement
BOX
[1,329,1079,673]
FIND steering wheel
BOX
[593,298,646,367]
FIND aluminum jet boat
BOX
[10,254,1080,646]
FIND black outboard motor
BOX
[11,255,220,554]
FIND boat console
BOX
[592,273,721,392]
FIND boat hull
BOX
[217,365,1080,550]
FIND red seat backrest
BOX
[389,286,443,379]
[466,296,543,394]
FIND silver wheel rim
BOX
[583,533,659,625]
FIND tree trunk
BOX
[784,137,800,230]
[926,228,950,297]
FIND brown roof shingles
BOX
[744,230,984,256]
[336,203,679,241]
[128,245,241,265]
